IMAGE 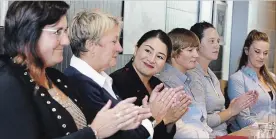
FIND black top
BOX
[268,91,273,100]
[110,60,176,139]
[0,55,95,139]
[64,66,151,139]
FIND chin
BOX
[109,61,117,67]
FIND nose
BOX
[193,49,199,58]
[148,54,156,64]
[259,53,264,60]
[60,33,70,47]
[116,42,123,53]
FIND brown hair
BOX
[167,28,199,63]
[238,29,276,92]
[5,1,69,88]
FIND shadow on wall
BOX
[0,26,4,54]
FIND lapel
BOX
[68,66,121,107]
[123,60,162,105]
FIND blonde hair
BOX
[69,10,122,57]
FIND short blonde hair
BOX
[69,10,122,57]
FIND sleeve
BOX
[153,121,176,139]
[0,76,40,139]
[54,127,96,139]
[76,82,151,139]
[227,75,255,128]
[206,112,222,128]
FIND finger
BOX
[164,93,177,110]
[120,97,137,104]
[179,107,189,116]
[99,100,112,112]
[142,95,149,108]
[156,87,169,101]
[117,116,137,129]
[180,99,192,109]
[239,98,254,109]
[113,102,135,113]
[138,107,151,114]
[117,109,139,123]
[161,88,175,103]
[138,113,152,121]
[173,86,184,94]
[152,83,164,92]
[115,97,137,110]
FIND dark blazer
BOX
[64,66,151,139]
[0,55,95,139]
[110,60,176,139]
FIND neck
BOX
[197,56,211,75]
[30,68,49,88]
[132,63,151,87]
[80,55,103,73]
[171,61,187,73]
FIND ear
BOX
[133,45,138,56]
[244,47,249,55]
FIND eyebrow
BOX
[145,45,167,57]
[254,48,269,52]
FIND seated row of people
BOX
[0,1,275,139]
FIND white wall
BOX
[123,1,200,54]
[123,1,167,54]
[0,0,8,26]
[165,1,198,32]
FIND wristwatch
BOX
[148,116,156,127]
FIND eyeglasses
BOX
[42,27,69,38]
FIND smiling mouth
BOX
[143,62,154,68]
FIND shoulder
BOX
[0,61,23,91]
[157,69,173,82]
[110,67,128,81]
[187,68,203,78]
[229,70,243,81]
[64,66,80,77]
[187,68,204,83]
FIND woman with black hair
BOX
[0,1,142,139]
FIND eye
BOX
[112,40,117,44]
[210,40,215,43]
[54,29,62,35]
[145,49,151,54]
[64,27,69,34]
[188,49,193,52]
[254,50,260,53]
[157,55,164,60]
[264,52,268,55]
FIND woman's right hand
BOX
[228,90,258,116]
[90,97,139,139]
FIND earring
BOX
[131,56,135,61]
